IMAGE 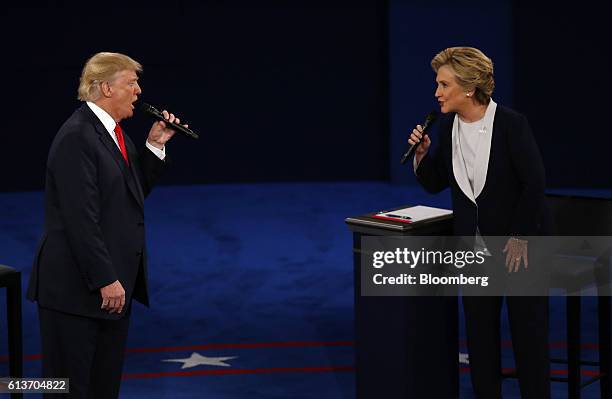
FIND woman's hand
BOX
[408,124,431,165]
[503,237,528,272]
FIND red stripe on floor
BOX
[122,365,355,380]
[460,367,601,377]
[458,340,600,350]
[125,341,354,354]
[126,366,600,380]
[0,341,354,362]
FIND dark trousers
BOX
[462,296,550,399]
[38,306,130,399]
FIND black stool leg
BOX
[6,272,23,399]
[598,294,611,399]
[568,296,582,399]
[595,256,612,399]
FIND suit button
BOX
[136,250,143,256]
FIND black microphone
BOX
[139,102,199,140]
[399,110,438,164]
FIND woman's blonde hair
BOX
[78,52,142,101]
[431,47,494,105]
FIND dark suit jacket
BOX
[416,105,551,240]
[27,104,166,320]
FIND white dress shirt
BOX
[456,117,485,192]
[86,102,166,160]
[414,100,498,255]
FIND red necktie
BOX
[114,123,129,165]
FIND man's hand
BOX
[146,110,189,149]
[100,280,126,314]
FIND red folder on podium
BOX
[345,204,452,231]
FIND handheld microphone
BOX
[139,102,199,140]
[399,111,438,164]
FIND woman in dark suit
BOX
[408,47,550,399]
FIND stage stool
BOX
[548,253,611,399]
[0,264,23,399]
[547,194,612,399]
[501,194,612,399]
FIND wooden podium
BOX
[346,206,458,398]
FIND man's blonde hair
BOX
[431,47,494,105]
[78,52,142,102]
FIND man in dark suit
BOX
[26,52,186,398]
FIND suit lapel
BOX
[450,100,498,204]
[125,137,146,203]
[81,104,145,211]
[451,115,476,204]
[97,129,145,210]
[472,100,497,199]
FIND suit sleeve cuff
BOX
[146,140,166,160]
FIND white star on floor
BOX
[163,352,238,369]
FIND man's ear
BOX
[100,81,113,98]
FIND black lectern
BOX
[346,206,458,399]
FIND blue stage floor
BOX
[0,182,610,398]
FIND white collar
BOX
[452,99,497,203]
[86,101,117,135]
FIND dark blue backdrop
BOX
[389,0,609,189]
[1,1,388,192]
[0,1,609,192]
[513,1,609,188]
[389,0,514,185]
